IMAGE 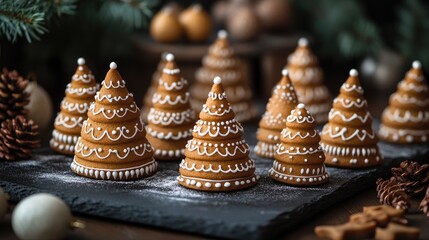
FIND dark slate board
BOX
[0,123,428,239]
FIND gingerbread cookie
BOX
[178,76,258,191]
[146,53,196,160]
[71,62,157,181]
[379,60,429,143]
[285,38,331,124]
[254,69,298,159]
[50,58,99,155]
[269,103,329,186]
[375,222,420,240]
[320,69,382,168]
[190,30,257,123]
[315,221,376,240]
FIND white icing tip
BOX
[282,69,288,77]
[110,62,117,69]
[77,58,85,65]
[298,38,308,47]
[297,103,305,109]
[213,76,222,84]
[349,69,359,77]
[412,60,421,69]
[165,53,175,61]
[218,30,228,39]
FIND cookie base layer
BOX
[254,141,276,159]
[153,148,185,161]
[324,154,382,169]
[379,124,429,144]
[321,143,382,168]
[71,159,157,181]
[269,168,329,186]
[50,139,75,156]
[177,174,259,192]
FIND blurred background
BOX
[1,0,428,133]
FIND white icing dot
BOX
[282,69,288,77]
[298,37,308,47]
[166,53,174,61]
[213,76,222,84]
[77,57,85,65]
[412,60,421,69]
[110,62,117,69]
[218,30,228,39]
[297,103,305,109]
[349,69,359,77]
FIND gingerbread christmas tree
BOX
[255,69,298,159]
[178,76,258,191]
[320,69,382,168]
[269,103,329,186]
[190,30,256,123]
[141,52,167,123]
[71,62,157,180]
[50,58,99,155]
[379,61,429,143]
[146,53,196,160]
[286,38,331,124]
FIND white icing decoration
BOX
[322,125,376,141]
[51,130,79,145]
[208,91,227,100]
[320,142,379,158]
[65,84,98,96]
[82,121,144,141]
[72,73,95,83]
[276,144,322,155]
[193,119,243,137]
[159,78,187,91]
[54,114,84,128]
[281,129,318,139]
[287,108,315,123]
[102,80,126,89]
[75,141,152,160]
[152,92,190,105]
[61,99,90,114]
[146,126,192,140]
[334,97,367,108]
[384,109,429,123]
[94,92,133,103]
[391,94,429,107]
[328,109,372,123]
[148,108,194,125]
[180,159,255,173]
[202,103,232,116]
[163,68,180,75]
[341,83,364,94]
[90,103,138,119]
[186,139,250,157]
[71,160,157,180]
[398,81,428,93]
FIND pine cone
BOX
[0,68,30,122]
[376,178,410,211]
[0,115,40,160]
[421,187,429,217]
[392,160,429,197]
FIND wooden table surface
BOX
[1,187,428,240]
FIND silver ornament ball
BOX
[12,193,72,240]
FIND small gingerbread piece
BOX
[375,222,420,240]
[315,221,376,240]
[363,205,405,219]
[350,212,390,228]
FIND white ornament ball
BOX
[12,193,72,240]
[0,188,7,219]
[213,76,222,84]
[25,82,53,132]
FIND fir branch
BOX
[0,0,77,43]
[0,1,47,43]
